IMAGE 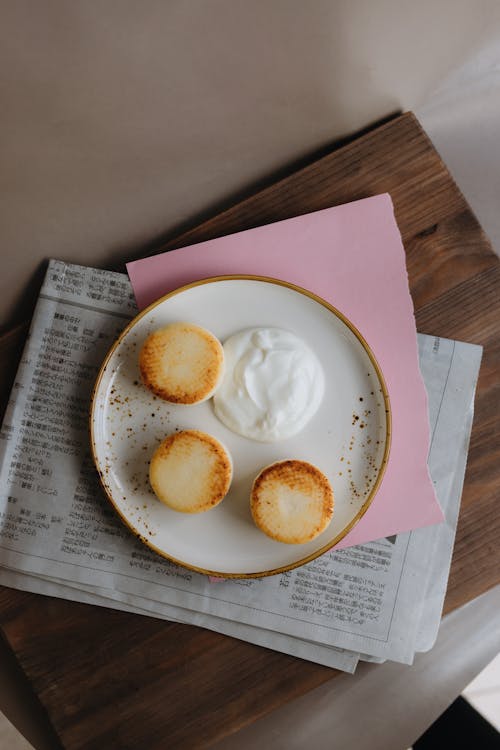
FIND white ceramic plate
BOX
[90,276,391,577]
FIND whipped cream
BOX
[213,328,324,442]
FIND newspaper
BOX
[0,261,482,670]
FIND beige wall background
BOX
[1,0,500,331]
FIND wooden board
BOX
[0,112,498,749]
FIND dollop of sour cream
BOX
[213,328,324,442]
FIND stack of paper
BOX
[0,196,482,672]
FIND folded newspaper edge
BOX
[0,261,483,671]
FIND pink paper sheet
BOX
[127,194,443,548]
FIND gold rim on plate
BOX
[90,275,392,578]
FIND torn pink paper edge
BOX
[127,194,443,552]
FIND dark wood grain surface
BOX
[0,113,498,749]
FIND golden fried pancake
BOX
[139,322,224,404]
[149,430,232,513]
[251,460,334,544]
